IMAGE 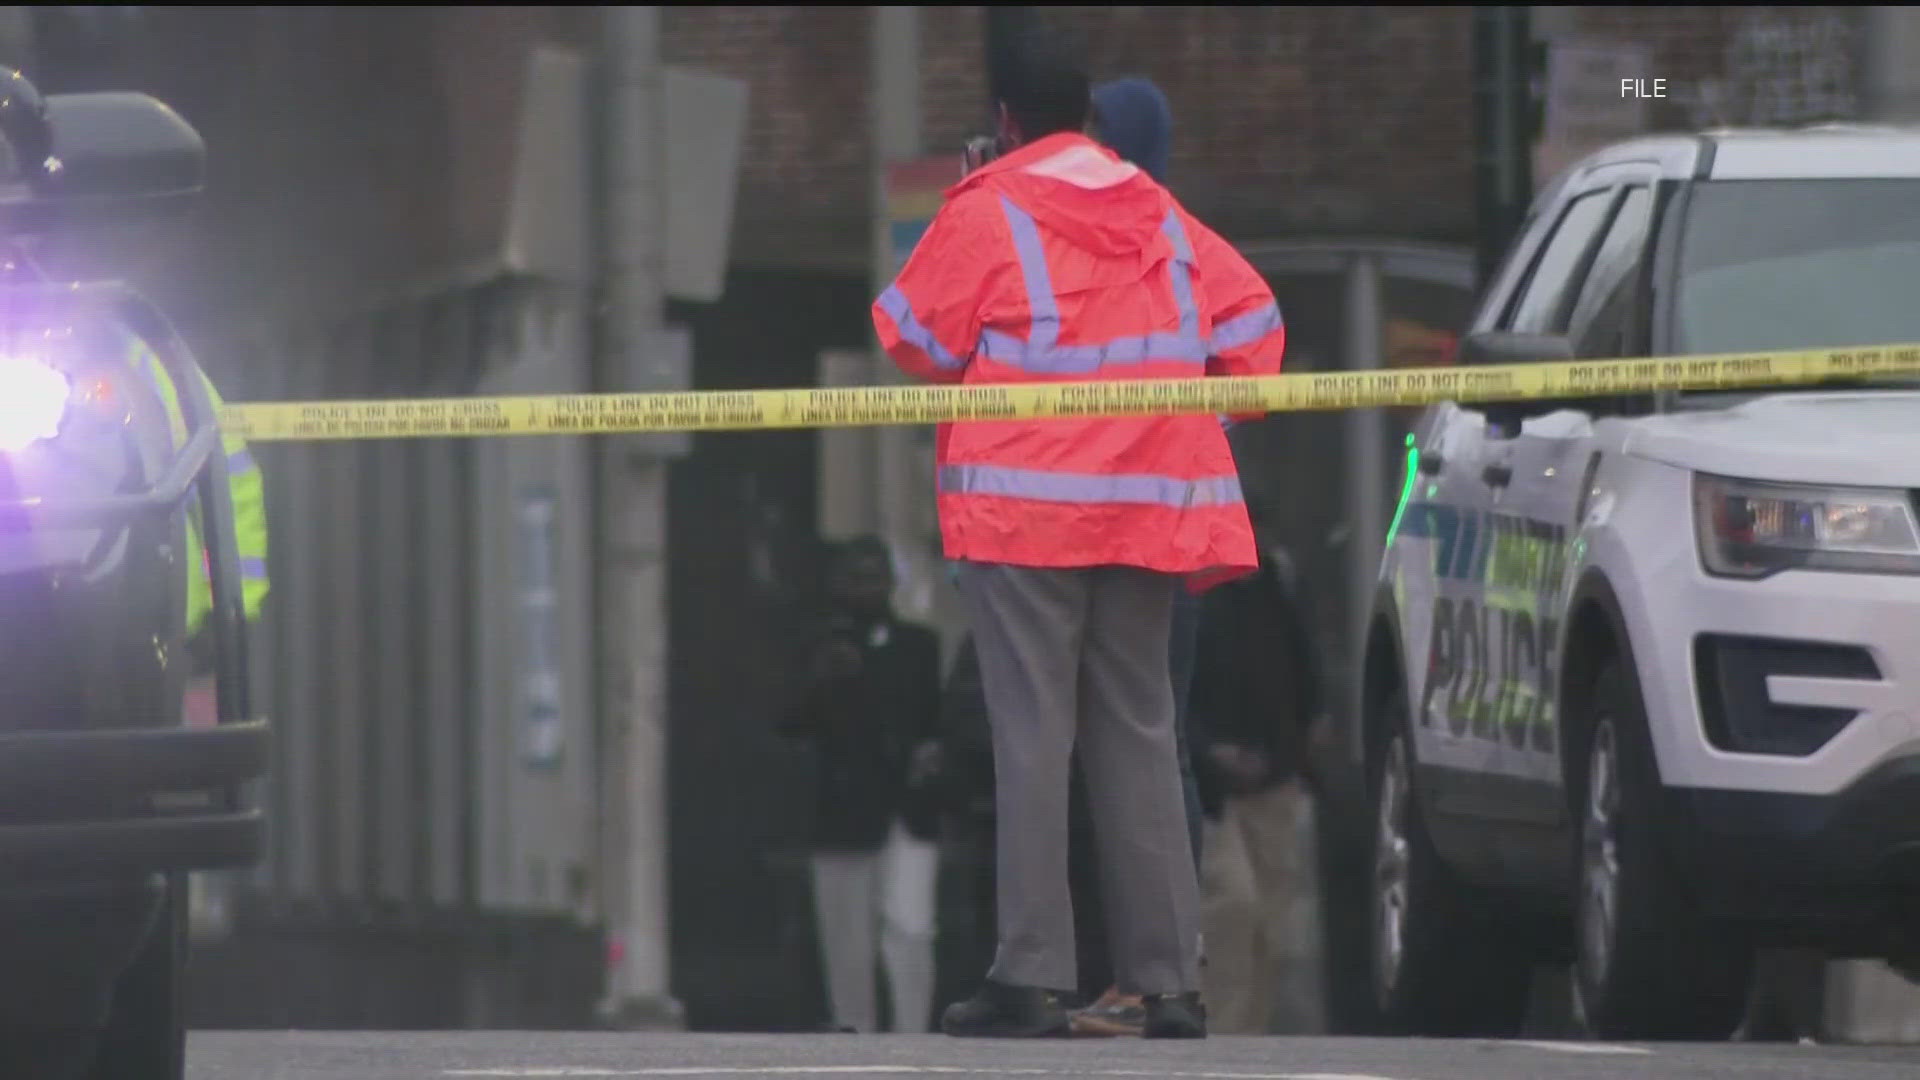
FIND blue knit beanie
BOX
[1092,77,1172,184]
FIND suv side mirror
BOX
[40,92,204,201]
[0,70,204,234]
[1458,330,1575,436]
[1457,329,1574,367]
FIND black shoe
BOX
[1142,992,1207,1039]
[941,979,1071,1038]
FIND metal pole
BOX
[1491,9,1520,235]
[871,6,934,620]
[1864,6,1920,121]
[595,3,681,1030]
[1341,255,1383,734]
[872,7,922,267]
[1471,6,1533,291]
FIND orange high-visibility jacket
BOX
[872,132,1285,589]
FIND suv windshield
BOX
[1675,177,1920,393]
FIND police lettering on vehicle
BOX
[1404,500,1569,754]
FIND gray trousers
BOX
[956,561,1202,996]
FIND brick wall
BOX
[662,6,872,270]
[80,5,1876,316]
[1559,6,1863,129]
[80,6,1874,321]
[666,5,1868,267]
[919,7,987,169]
[1031,6,1477,241]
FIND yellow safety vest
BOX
[131,337,270,635]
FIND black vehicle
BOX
[0,71,268,1078]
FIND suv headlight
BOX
[0,355,71,452]
[1693,473,1920,578]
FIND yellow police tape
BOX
[217,341,1920,442]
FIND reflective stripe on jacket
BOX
[872,132,1285,588]
[132,337,270,633]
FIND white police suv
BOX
[1354,125,1920,1041]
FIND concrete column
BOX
[595,3,682,1030]
[1340,255,1384,728]
[869,6,938,620]
[817,349,880,542]
[1864,6,1920,121]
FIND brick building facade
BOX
[669,5,1866,271]
[33,6,1865,344]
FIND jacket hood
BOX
[1093,77,1172,184]
[950,132,1173,262]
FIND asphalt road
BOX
[188,1032,1920,1080]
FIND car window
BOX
[1565,186,1653,357]
[1502,189,1615,335]
[1676,178,1920,363]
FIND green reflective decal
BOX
[1386,432,1418,550]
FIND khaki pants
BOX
[810,819,941,1033]
[1200,778,1324,1034]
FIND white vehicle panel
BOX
[1390,406,1593,783]
[1379,129,1920,806]
[1707,133,1920,179]
[1356,125,1920,973]
[1624,391,1920,488]
[1579,437,1920,796]
[1481,409,1595,784]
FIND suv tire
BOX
[87,873,186,1080]
[1367,686,1533,1036]
[1571,661,1752,1040]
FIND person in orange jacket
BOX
[871,26,1284,1041]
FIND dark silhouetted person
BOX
[780,538,945,1033]
[1190,501,1328,1033]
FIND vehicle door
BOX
[1416,185,1619,794]
[1484,174,1660,794]
[1396,398,1495,774]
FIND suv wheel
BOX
[1367,687,1532,1036]
[87,873,187,1080]
[1571,661,1752,1040]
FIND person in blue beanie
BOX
[1066,74,1211,1037]
[1090,76,1172,187]
[1088,73,1200,871]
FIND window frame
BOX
[1497,186,1620,336]
[1563,183,1656,348]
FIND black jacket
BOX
[938,633,996,837]
[1189,544,1324,816]
[780,614,944,849]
